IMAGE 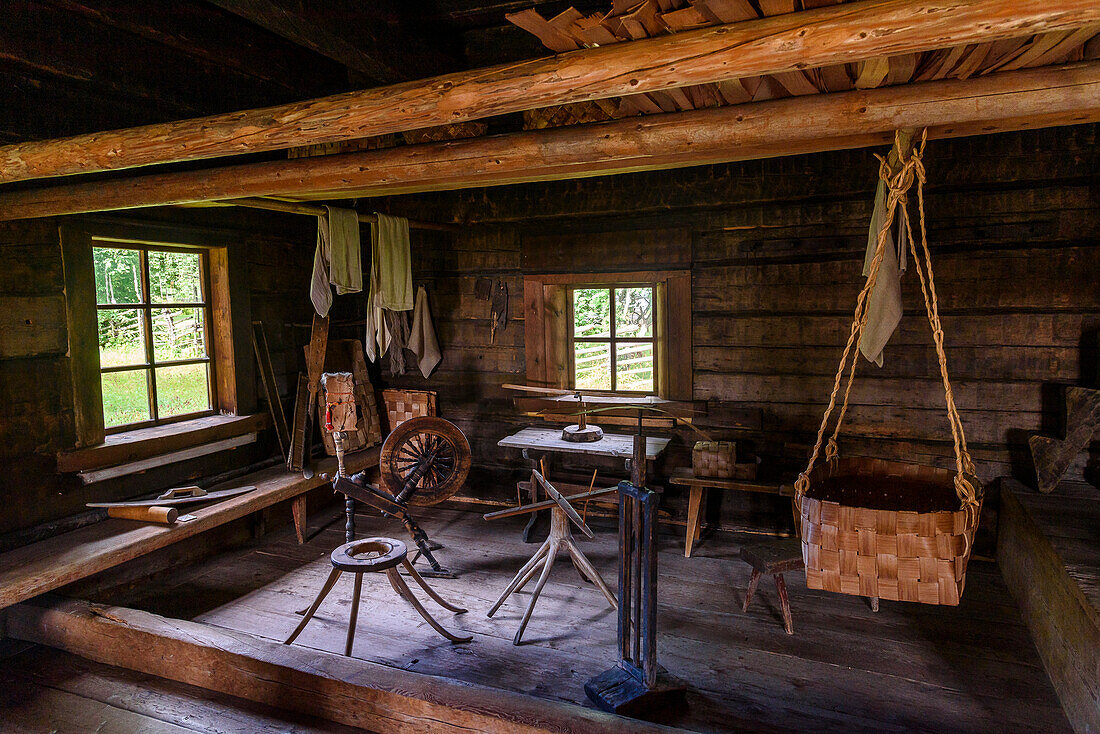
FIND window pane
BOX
[615,287,653,338]
[574,341,611,390]
[152,307,207,362]
[149,250,203,303]
[573,288,610,338]
[102,370,150,427]
[616,342,654,393]
[156,364,211,417]
[98,308,147,367]
[93,247,142,304]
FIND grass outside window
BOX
[93,241,216,431]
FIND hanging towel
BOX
[309,206,362,317]
[858,131,912,367]
[364,213,412,361]
[384,309,410,375]
[408,286,442,378]
[371,213,413,311]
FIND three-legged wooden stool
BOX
[485,470,617,645]
[285,537,471,656]
[739,537,804,635]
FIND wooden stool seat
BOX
[330,537,406,572]
[739,537,804,635]
[285,536,471,656]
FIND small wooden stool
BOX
[285,537,471,656]
[739,538,804,635]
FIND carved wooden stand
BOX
[585,435,686,718]
[485,470,617,645]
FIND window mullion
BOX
[609,287,617,392]
[139,249,158,421]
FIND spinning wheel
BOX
[380,416,471,506]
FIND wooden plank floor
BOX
[96,505,1072,734]
[0,644,365,733]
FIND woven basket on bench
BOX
[382,388,437,433]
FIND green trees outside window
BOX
[571,285,655,393]
[93,243,215,429]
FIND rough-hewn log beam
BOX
[7,597,674,734]
[2,0,1098,184]
[2,63,1097,222]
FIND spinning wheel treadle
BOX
[380,416,471,506]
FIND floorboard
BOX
[93,505,1072,734]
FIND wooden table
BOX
[669,467,792,557]
[498,428,671,541]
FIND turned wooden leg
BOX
[685,486,704,558]
[775,573,793,635]
[565,539,617,609]
[513,542,558,645]
[386,568,472,643]
[291,495,307,544]
[487,538,550,617]
[402,560,467,613]
[742,568,761,612]
[284,566,341,645]
[345,572,363,656]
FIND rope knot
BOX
[824,438,839,461]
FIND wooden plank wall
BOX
[381,124,1100,535]
[0,208,317,538]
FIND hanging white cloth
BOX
[858,131,911,367]
[408,286,442,378]
[309,206,362,317]
[365,213,413,361]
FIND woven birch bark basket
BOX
[794,129,982,606]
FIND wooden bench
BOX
[669,467,792,557]
[0,447,379,612]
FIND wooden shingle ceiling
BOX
[508,0,1100,129]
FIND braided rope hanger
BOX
[793,129,980,526]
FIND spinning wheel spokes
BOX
[379,416,472,506]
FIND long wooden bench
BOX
[998,477,1100,733]
[0,447,378,611]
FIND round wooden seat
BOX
[330,537,407,572]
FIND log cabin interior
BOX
[1,1,1098,732]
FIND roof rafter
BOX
[2,0,1098,185]
[2,62,1097,221]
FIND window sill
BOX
[57,413,269,474]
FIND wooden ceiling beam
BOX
[2,62,1098,222]
[2,0,1098,184]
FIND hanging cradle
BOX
[794,129,983,607]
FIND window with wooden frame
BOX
[524,271,692,400]
[570,284,657,394]
[93,240,217,431]
[60,221,254,450]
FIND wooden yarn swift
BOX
[484,470,617,645]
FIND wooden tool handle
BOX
[501,383,574,396]
[107,505,178,525]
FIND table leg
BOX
[291,495,307,544]
[775,574,794,634]
[685,486,705,558]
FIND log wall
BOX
[0,208,316,538]
[382,124,1100,535]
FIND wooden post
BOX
[585,480,685,718]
